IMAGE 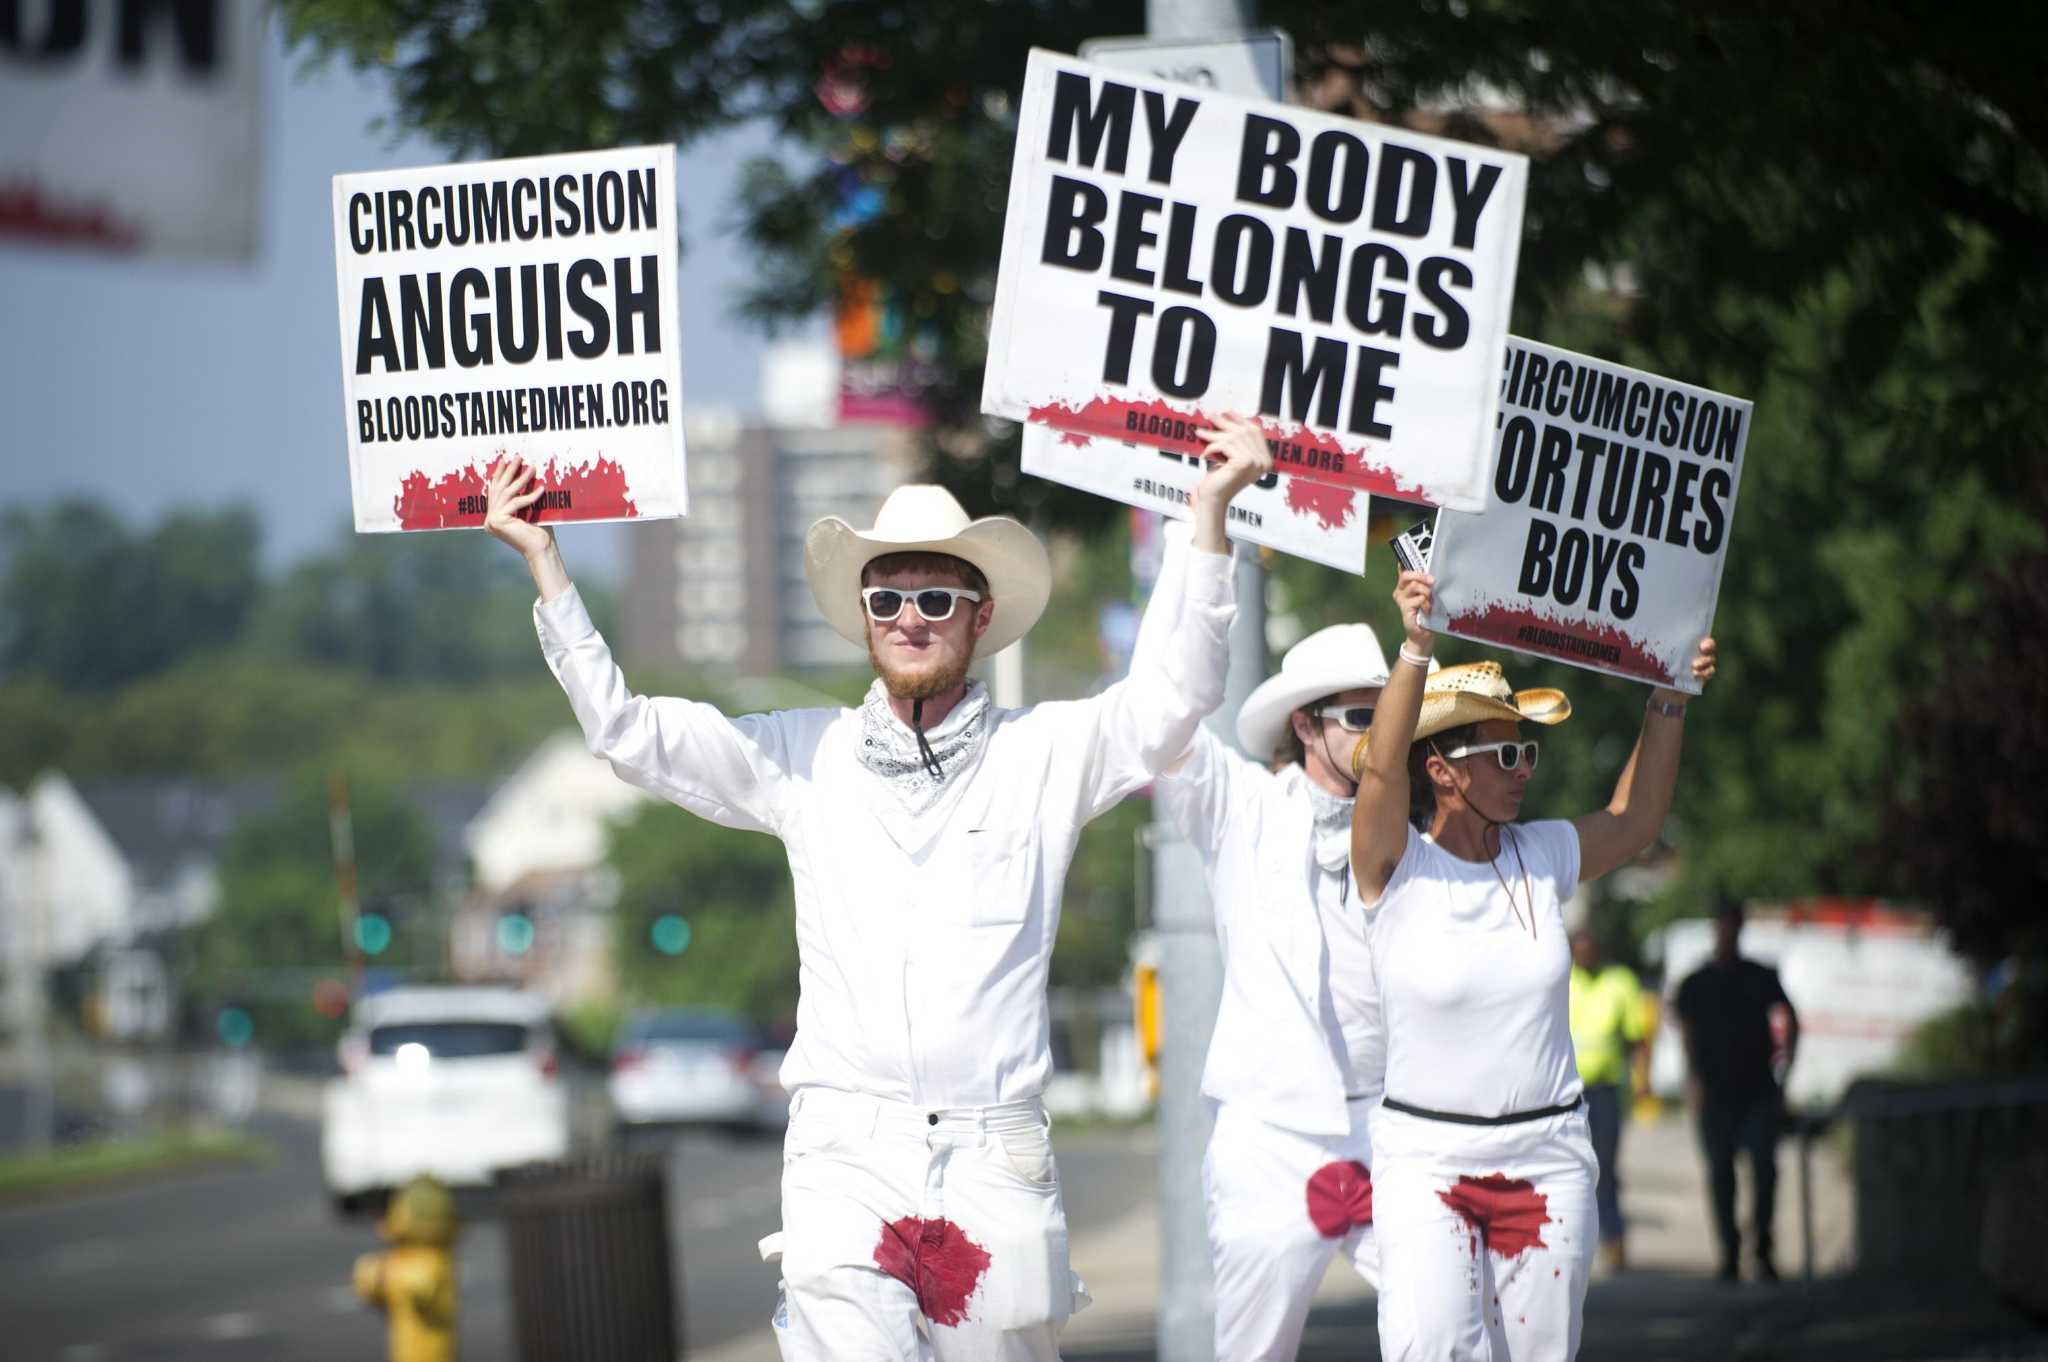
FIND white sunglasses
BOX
[1440,739,1540,772]
[861,586,983,623]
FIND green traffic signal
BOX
[355,912,393,956]
[498,912,535,956]
[650,914,691,956]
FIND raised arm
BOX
[485,458,573,602]
[485,458,790,834]
[1572,638,1717,883]
[1068,415,1271,818]
[1349,569,1435,901]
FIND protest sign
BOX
[2,1,265,258]
[1424,338,1750,691]
[983,48,1527,512]
[1021,421,1369,571]
[332,145,687,533]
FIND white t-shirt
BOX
[1366,819,1583,1117]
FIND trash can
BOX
[497,1153,679,1362]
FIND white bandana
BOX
[857,679,992,815]
[1306,781,1355,873]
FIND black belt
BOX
[1381,1095,1583,1127]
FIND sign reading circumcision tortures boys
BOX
[333,145,686,533]
[1021,423,1370,571]
[1424,339,1750,692]
[983,49,1528,513]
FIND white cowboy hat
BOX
[1235,623,1394,758]
[803,485,1051,656]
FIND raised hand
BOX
[484,459,554,561]
[1392,568,1436,650]
[1189,412,1277,554]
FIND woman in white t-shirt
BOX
[1348,569,1715,1362]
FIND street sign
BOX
[1079,30,1292,101]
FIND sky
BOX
[1,17,809,583]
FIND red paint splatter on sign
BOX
[1443,599,1675,686]
[1024,395,1425,501]
[1283,478,1359,531]
[1439,1173,1552,1259]
[392,453,639,531]
[1056,428,1093,448]
[0,182,142,250]
[873,1216,992,1328]
[1305,1160,1374,1237]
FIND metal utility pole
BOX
[327,773,364,998]
[1138,6,1263,1359]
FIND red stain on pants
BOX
[1438,1173,1552,1258]
[873,1216,992,1328]
[1305,1160,1374,1237]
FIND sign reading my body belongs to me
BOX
[984,49,1528,514]
[333,145,687,532]
[1425,339,1750,693]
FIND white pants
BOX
[764,1086,1086,1361]
[1370,1104,1597,1362]
[1204,1099,1380,1362]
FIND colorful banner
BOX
[983,48,1527,512]
[836,275,939,426]
[332,145,687,533]
[1021,421,1369,572]
[1425,338,1751,691]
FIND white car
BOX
[322,986,571,1212]
[609,1009,784,1133]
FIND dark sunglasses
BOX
[1311,705,1376,733]
[1440,739,1540,772]
[861,586,982,623]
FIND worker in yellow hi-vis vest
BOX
[1569,926,1647,1272]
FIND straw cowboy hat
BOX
[804,485,1051,656]
[1235,624,1394,757]
[1411,660,1572,742]
[1349,660,1571,780]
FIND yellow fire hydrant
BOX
[354,1175,460,1362]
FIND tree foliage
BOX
[605,802,798,1022]
[0,501,260,691]
[190,766,439,1031]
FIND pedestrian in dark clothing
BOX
[1675,901,1798,1283]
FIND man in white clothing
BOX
[1153,615,1397,1362]
[482,418,1272,1361]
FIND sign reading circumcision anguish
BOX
[984,48,1528,513]
[1424,339,1751,692]
[332,145,686,533]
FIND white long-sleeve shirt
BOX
[1157,731,1387,1137]
[533,543,1235,1108]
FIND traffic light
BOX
[497,911,535,956]
[354,912,393,956]
[650,914,691,956]
[216,1006,255,1049]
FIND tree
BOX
[191,765,439,1041]
[1877,548,2048,1065]
[0,500,261,691]
[606,802,799,1023]
[250,522,551,682]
